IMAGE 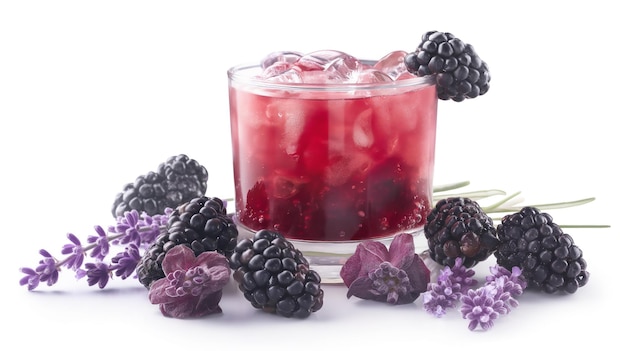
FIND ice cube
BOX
[271,174,301,199]
[261,51,302,69]
[265,67,304,83]
[355,68,394,84]
[282,106,306,155]
[324,152,373,186]
[296,50,362,82]
[262,61,293,78]
[373,50,408,80]
[395,71,417,80]
[353,108,374,148]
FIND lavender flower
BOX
[19,209,172,290]
[86,225,110,260]
[423,257,477,317]
[110,210,142,246]
[35,249,59,286]
[19,249,59,290]
[485,265,526,312]
[148,245,230,318]
[109,208,172,247]
[78,262,111,289]
[460,284,507,331]
[459,264,527,331]
[60,233,85,270]
[110,243,141,279]
[340,233,430,305]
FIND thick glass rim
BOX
[227,62,435,93]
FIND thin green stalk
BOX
[482,191,522,213]
[433,189,506,202]
[433,180,471,193]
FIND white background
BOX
[1,0,623,349]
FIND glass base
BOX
[232,215,430,284]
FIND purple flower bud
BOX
[460,286,505,331]
[341,233,430,305]
[148,245,231,318]
[423,257,477,317]
[83,262,111,289]
[87,226,110,260]
[110,243,141,279]
[19,267,41,291]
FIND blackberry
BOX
[136,196,239,288]
[404,30,491,101]
[230,229,324,318]
[424,197,499,268]
[111,154,209,218]
[495,207,589,294]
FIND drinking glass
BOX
[227,61,438,282]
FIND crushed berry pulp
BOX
[228,53,438,241]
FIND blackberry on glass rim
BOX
[405,30,491,101]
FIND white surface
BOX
[1,0,623,349]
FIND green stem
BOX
[486,197,597,213]
[482,191,522,213]
[433,180,470,193]
[433,189,506,202]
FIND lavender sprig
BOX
[423,257,477,317]
[459,265,527,331]
[19,208,172,291]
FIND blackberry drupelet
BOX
[112,154,209,218]
[495,207,589,294]
[424,197,499,268]
[136,196,239,288]
[404,31,491,101]
[230,229,324,318]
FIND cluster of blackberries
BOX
[405,31,491,102]
[425,197,589,294]
[424,197,499,268]
[229,229,324,318]
[111,154,208,218]
[495,207,589,294]
[136,196,239,288]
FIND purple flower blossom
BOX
[110,243,141,279]
[340,233,430,305]
[19,249,59,290]
[460,285,507,331]
[423,257,478,317]
[137,208,171,244]
[485,265,526,313]
[79,262,111,289]
[35,249,59,286]
[110,211,142,246]
[19,267,40,291]
[108,209,171,247]
[87,225,110,260]
[148,245,231,318]
[458,264,527,331]
[60,233,85,270]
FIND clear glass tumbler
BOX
[227,62,438,282]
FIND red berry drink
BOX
[228,50,437,245]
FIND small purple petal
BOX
[161,246,197,274]
[346,276,381,302]
[39,249,53,258]
[387,233,415,269]
[67,233,81,246]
